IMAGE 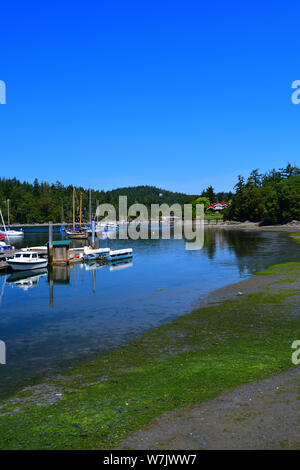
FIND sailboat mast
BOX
[73,187,75,231]
[0,209,7,236]
[89,188,92,225]
[7,199,10,227]
[80,192,82,228]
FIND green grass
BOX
[204,213,224,219]
[255,262,300,276]
[290,232,300,244]
[0,264,299,449]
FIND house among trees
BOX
[206,202,230,212]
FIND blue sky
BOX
[0,1,299,194]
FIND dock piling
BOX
[92,220,95,247]
[48,221,53,265]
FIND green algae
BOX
[290,232,300,244]
[256,262,300,276]
[0,263,299,449]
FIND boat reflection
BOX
[109,260,133,271]
[47,258,133,306]
[84,261,107,271]
[6,268,48,291]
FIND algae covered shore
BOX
[0,235,299,449]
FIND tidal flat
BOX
[0,246,299,449]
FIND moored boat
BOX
[83,246,110,261]
[7,251,48,271]
[106,248,133,262]
[65,230,89,240]
[65,188,89,239]
[0,229,24,238]
[0,201,24,238]
[0,241,11,251]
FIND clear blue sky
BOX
[0,1,299,194]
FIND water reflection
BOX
[47,259,133,306]
[7,269,47,291]
[0,228,299,398]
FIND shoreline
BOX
[0,258,299,448]
[6,220,300,229]
[0,230,299,449]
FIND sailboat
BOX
[65,188,89,240]
[0,200,24,238]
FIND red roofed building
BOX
[206,202,230,211]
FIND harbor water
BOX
[0,227,299,398]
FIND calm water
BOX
[0,227,299,397]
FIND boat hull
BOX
[8,260,48,271]
[107,253,133,262]
[0,243,11,251]
[0,230,24,237]
[66,231,89,239]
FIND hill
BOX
[0,179,198,224]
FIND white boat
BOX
[83,246,110,261]
[0,201,24,238]
[0,241,11,251]
[95,222,119,232]
[7,251,48,271]
[107,248,133,262]
[0,229,24,238]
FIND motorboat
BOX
[107,248,133,262]
[83,246,110,261]
[0,241,11,251]
[7,251,48,271]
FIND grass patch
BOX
[0,264,299,449]
[204,213,224,219]
[256,262,300,276]
[290,233,300,244]
[275,279,297,284]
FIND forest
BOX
[224,164,300,224]
[0,180,199,224]
[0,164,298,224]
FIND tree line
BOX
[0,179,199,224]
[1,165,297,225]
[224,164,300,224]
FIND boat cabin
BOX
[14,252,39,260]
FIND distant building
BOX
[206,202,230,212]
